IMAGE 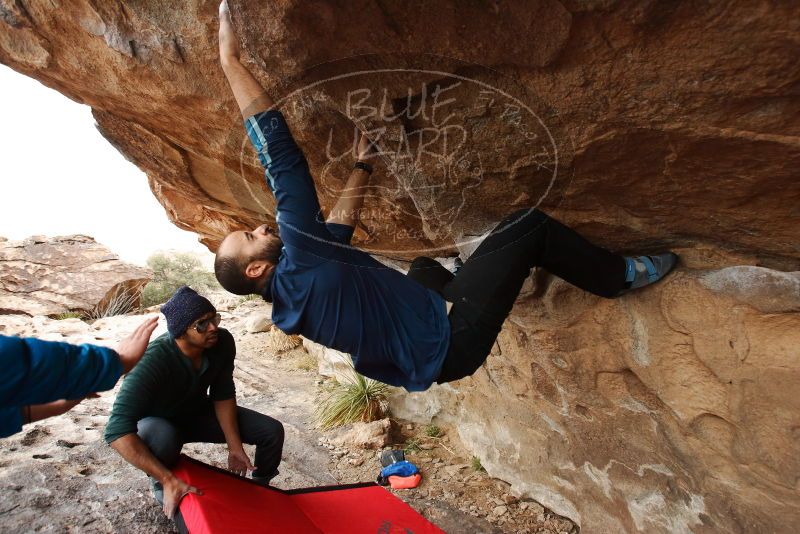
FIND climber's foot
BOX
[617,252,678,295]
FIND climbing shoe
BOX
[618,252,678,295]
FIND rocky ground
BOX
[0,296,576,534]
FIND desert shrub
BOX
[424,424,442,438]
[471,455,485,472]
[141,252,219,307]
[403,437,422,454]
[315,363,390,430]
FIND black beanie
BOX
[161,286,216,337]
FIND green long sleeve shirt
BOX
[104,329,236,444]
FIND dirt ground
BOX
[0,309,577,534]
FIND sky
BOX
[0,64,210,266]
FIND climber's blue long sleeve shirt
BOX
[245,110,450,392]
[0,335,122,437]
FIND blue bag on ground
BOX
[380,461,419,478]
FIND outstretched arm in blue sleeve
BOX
[0,336,121,438]
[0,336,123,405]
[0,317,158,438]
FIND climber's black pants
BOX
[407,208,627,383]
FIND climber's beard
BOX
[257,230,283,265]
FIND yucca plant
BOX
[315,363,390,430]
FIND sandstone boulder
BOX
[0,235,151,317]
[0,1,796,265]
[330,418,394,450]
[389,262,800,533]
[303,339,352,382]
[245,312,272,333]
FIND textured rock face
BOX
[2,1,799,532]
[0,235,151,316]
[388,259,800,533]
[1,1,797,262]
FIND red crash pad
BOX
[173,455,444,534]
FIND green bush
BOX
[140,252,219,307]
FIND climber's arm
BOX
[218,1,274,118]
[218,1,331,243]
[326,133,374,231]
[222,61,274,119]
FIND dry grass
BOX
[88,286,139,319]
[55,312,83,320]
[293,352,318,372]
[237,294,261,305]
[266,327,303,353]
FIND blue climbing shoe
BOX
[618,252,678,295]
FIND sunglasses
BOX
[193,313,221,333]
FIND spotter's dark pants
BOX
[407,208,627,383]
[136,405,284,478]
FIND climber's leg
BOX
[437,208,679,382]
[444,208,627,310]
[437,207,645,382]
[406,256,454,297]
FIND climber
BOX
[213,1,678,391]
[0,316,158,438]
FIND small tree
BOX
[140,252,218,307]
